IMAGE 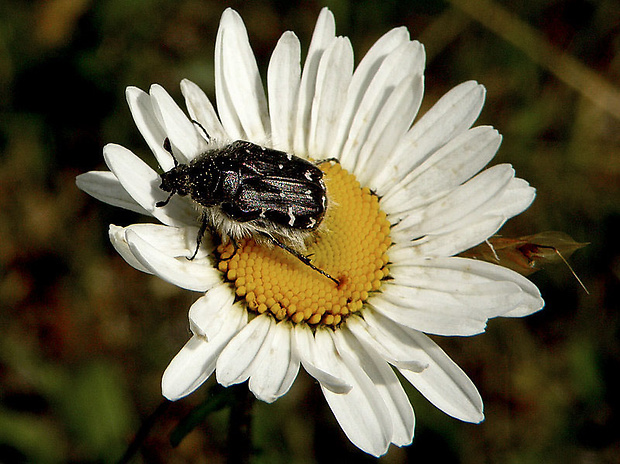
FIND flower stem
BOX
[227,384,255,464]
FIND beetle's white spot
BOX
[260,209,266,218]
[278,164,284,169]
[304,170,313,181]
[287,206,295,226]
[279,191,286,198]
[286,153,293,161]
[307,218,316,228]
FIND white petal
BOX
[381,126,501,213]
[482,177,536,218]
[215,10,245,140]
[377,81,486,195]
[314,329,392,457]
[346,315,427,372]
[362,311,484,422]
[121,222,211,257]
[308,37,354,159]
[433,257,543,316]
[394,179,535,257]
[180,79,229,143]
[391,214,506,258]
[370,279,526,336]
[216,314,273,387]
[76,171,149,215]
[292,324,352,394]
[150,84,207,163]
[109,224,152,274]
[248,321,300,403]
[215,8,269,143]
[389,171,536,258]
[125,229,221,292]
[334,328,415,447]
[125,86,175,171]
[394,164,515,237]
[162,304,247,400]
[355,73,425,188]
[386,256,544,318]
[189,283,236,340]
[294,7,336,155]
[329,26,411,157]
[102,143,196,227]
[268,31,301,152]
[339,40,426,171]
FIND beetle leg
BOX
[260,233,339,286]
[156,191,174,208]
[188,213,210,260]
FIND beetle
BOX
[156,138,339,285]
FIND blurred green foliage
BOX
[1,0,619,463]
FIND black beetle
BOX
[156,138,338,284]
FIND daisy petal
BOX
[381,126,501,214]
[292,325,352,394]
[180,79,229,143]
[268,31,301,152]
[216,314,273,387]
[102,143,196,227]
[308,37,354,158]
[216,8,269,143]
[335,328,415,447]
[125,230,221,292]
[483,177,536,218]
[189,283,236,340]
[294,7,336,155]
[387,256,544,317]
[394,164,515,237]
[346,315,428,373]
[109,225,152,274]
[378,81,486,195]
[76,171,149,215]
[339,41,426,172]
[248,322,300,403]
[391,214,506,258]
[162,304,247,400]
[330,26,411,157]
[125,86,175,171]
[150,84,207,163]
[314,329,392,457]
[356,73,425,188]
[370,279,528,336]
[131,223,210,255]
[363,311,484,422]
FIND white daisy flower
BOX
[76,8,544,457]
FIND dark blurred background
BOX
[1,0,618,463]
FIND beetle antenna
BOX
[191,119,211,142]
[163,138,179,167]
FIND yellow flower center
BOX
[216,162,391,327]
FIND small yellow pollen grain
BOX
[215,161,391,328]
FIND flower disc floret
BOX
[217,161,391,327]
